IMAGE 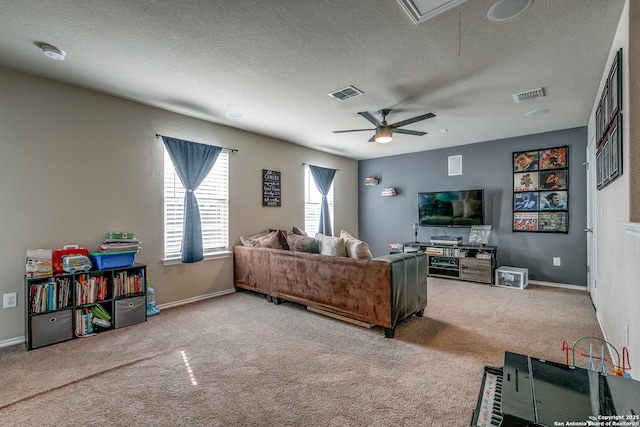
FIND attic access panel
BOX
[396,0,468,25]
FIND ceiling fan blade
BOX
[390,112,435,129]
[358,111,382,126]
[332,128,375,133]
[394,129,427,136]
[368,134,376,142]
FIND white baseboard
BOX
[157,288,236,310]
[528,280,587,291]
[0,336,25,348]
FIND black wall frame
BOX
[596,48,623,190]
[512,146,569,233]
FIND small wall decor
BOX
[364,177,379,185]
[512,146,569,233]
[262,169,281,206]
[381,187,397,197]
[596,48,623,190]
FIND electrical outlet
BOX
[553,257,561,267]
[3,292,17,308]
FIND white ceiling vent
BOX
[397,0,468,25]
[512,87,545,103]
[328,86,364,101]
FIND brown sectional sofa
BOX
[233,245,427,337]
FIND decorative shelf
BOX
[381,188,397,197]
[364,177,379,186]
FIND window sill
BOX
[162,251,232,266]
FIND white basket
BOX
[495,266,528,289]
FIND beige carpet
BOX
[0,278,603,426]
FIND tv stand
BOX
[392,242,497,285]
[425,244,497,285]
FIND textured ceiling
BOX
[0,0,625,160]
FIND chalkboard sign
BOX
[262,169,281,207]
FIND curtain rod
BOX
[155,134,238,153]
[301,162,339,171]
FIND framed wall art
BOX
[597,113,623,189]
[512,146,568,233]
[595,48,623,191]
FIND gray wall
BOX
[358,127,588,286]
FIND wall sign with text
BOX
[262,169,281,207]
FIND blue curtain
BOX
[309,165,337,236]
[162,136,222,263]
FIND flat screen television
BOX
[418,189,485,227]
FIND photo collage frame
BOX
[512,146,569,233]
[596,48,623,190]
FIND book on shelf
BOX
[99,238,142,252]
[381,188,397,197]
[29,278,72,313]
[113,270,144,297]
[425,247,444,255]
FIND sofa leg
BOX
[384,328,395,338]
[415,308,425,317]
[265,295,273,302]
[272,297,282,305]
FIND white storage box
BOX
[495,266,529,289]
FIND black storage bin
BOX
[30,309,73,349]
[114,296,146,328]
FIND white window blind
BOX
[164,148,229,259]
[304,166,334,236]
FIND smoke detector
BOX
[41,44,66,60]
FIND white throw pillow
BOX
[340,230,373,260]
[315,233,348,257]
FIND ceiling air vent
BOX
[328,85,363,101]
[512,87,545,103]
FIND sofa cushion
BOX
[287,233,319,253]
[240,229,271,246]
[292,226,308,236]
[340,230,373,260]
[259,230,290,250]
[315,233,348,257]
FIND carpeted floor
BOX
[0,278,602,426]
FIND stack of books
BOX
[364,177,379,186]
[98,232,142,252]
[381,188,397,197]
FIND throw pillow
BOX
[340,230,373,260]
[315,233,347,257]
[286,233,319,253]
[240,229,271,246]
[259,230,290,250]
[292,226,308,237]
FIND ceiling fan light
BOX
[487,0,533,22]
[375,126,393,143]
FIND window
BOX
[164,148,229,260]
[304,166,334,236]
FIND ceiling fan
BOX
[333,109,435,143]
